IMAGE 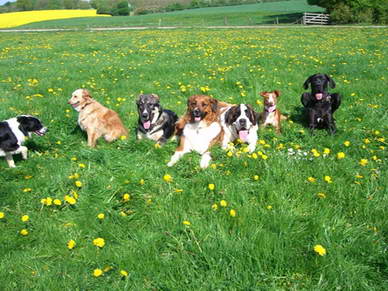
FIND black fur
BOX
[0,122,19,152]
[301,74,341,134]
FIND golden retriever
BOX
[68,89,128,147]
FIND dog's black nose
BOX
[239,119,247,126]
[193,109,201,116]
[142,112,149,119]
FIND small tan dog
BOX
[259,90,286,134]
[68,89,128,147]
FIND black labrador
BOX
[301,73,341,134]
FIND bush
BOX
[165,3,185,12]
[330,3,353,24]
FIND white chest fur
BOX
[263,111,277,126]
[183,121,221,154]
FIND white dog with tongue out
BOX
[220,104,258,153]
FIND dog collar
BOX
[265,105,276,113]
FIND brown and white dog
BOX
[259,90,286,134]
[167,95,228,169]
[68,89,128,147]
[221,104,258,153]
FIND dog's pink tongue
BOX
[239,130,249,142]
[195,117,201,122]
[143,121,151,129]
[316,93,323,100]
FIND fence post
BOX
[224,16,228,25]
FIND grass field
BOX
[0,27,387,289]
[8,0,324,29]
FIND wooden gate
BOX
[303,13,330,25]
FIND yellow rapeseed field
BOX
[0,9,110,29]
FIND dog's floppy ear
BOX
[246,104,258,125]
[325,74,336,89]
[82,89,92,99]
[151,94,160,102]
[259,91,268,98]
[303,76,313,90]
[274,90,281,97]
[225,106,237,125]
[210,98,218,113]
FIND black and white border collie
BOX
[136,94,178,145]
[0,115,47,168]
[221,104,259,153]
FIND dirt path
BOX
[1,25,387,33]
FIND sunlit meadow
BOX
[0,28,387,289]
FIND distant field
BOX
[6,0,324,29]
[0,27,387,289]
[0,9,110,29]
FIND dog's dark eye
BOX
[191,102,196,107]
[202,103,207,107]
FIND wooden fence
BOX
[302,12,330,25]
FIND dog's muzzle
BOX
[35,127,48,136]
[193,108,203,122]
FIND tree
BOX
[16,0,34,10]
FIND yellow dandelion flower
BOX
[23,188,32,192]
[208,184,215,191]
[363,138,371,144]
[46,197,53,206]
[53,199,62,206]
[123,193,130,201]
[359,159,368,166]
[93,269,103,277]
[120,135,127,140]
[251,153,258,159]
[267,205,273,210]
[211,203,218,210]
[337,152,345,159]
[307,177,316,183]
[120,270,129,277]
[253,175,260,181]
[78,163,86,168]
[323,148,331,155]
[20,229,29,236]
[97,213,105,220]
[64,195,76,205]
[75,180,82,187]
[317,192,326,199]
[226,151,233,157]
[343,141,350,147]
[71,157,77,161]
[93,237,105,248]
[220,200,228,207]
[24,175,32,179]
[120,211,127,217]
[41,198,47,205]
[313,244,327,256]
[229,209,236,217]
[0,212,5,219]
[139,179,145,185]
[21,215,29,222]
[154,143,161,149]
[324,176,333,183]
[261,154,268,160]
[163,174,173,183]
[182,220,191,226]
[67,239,76,249]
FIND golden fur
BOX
[68,89,128,147]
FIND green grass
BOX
[10,0,324,29]
[0,27,387,289]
